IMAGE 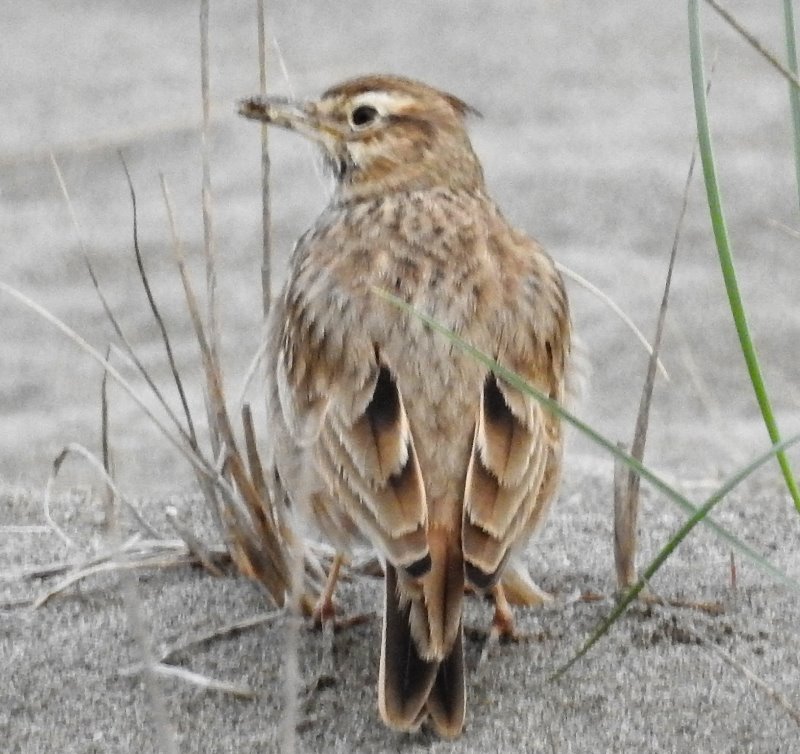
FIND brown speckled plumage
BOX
[241,75,571,738]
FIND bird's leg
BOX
[490,583,518,641]
[312,551,345,628]
[478,584,519,667]
[310,551,373,631]
[307,551,345,691]
[306,551,374,695]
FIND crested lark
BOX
[240,74,571,738]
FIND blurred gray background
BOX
[2,1,799,494]
[4,5,800,754]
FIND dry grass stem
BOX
[116,537,179,753]
[156,609,282,665]
[235,324,270,408]
[5,536,228,583]
[647,585,798,726]
[49,153,194,447]
[119,152,197,444]
[241,404,269,508]
[3,535,133,582]
[177,125,289,598]
[100,345,115,528]
[200,0,219,366]
[556,262,669,381]
[30,558,145,609]
[703,0,800,92]
[281,544,304,754]
[670,311,723,424]
[613,443,639,589]
[160,173,293,606]
[147,663,257,700]
[256,0,272,317]
[269,33,329,192]
[158,177,227,465]
[768,217,800,240]
[638,593,724,616]
[703,639,800,726]
[165,505,225,577]
[31,545,230,609]
[41,475,80,551]
[613,61,712,591]
[52,443,162,540]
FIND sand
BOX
[2,1,799,752]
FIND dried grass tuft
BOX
[613,54,716,592]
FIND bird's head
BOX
[239,74,484,201]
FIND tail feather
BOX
[425,624,466,738]
[410,526,464,660]
[379,548,467,737]
[379,562,438,730]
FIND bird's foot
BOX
[477,584,521,665]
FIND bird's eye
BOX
[349,104,379,128]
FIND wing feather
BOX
[312,359,430,571]
[316,430,428,566]
[274,235,430,571]
[462,375,549,585]
[462,226,570,591]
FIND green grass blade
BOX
[688,0,800,512]
[785,0,800,210]
[373,288,799,590]
[552,429,800,679]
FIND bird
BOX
[239,74,571,738]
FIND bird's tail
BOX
[424,624,465,737]
[378,527,465,737]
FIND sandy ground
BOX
[2,1,800,752]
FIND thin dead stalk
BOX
[282,542,305,754]
[41,474,80,551]
[703,640,800,726]
[256,0,272,317]
[768,217,800,240]
[638,592,724,616]
[241,404,270,516]
[647,584,800,727]
[52,443,162,540]
[31,546,229,609]
[703,0,800,93]
[200,0,219,365]
[148,663,256,700]
[100,345,115,529]
[107,446,178,753]
[49,153,192,447]
[613,443,638,588]
[156,609,281,665]
[0,277,292,606]
[118,573,180,751]
[165,505,225,577]
[613,55,716,590]
[556,262,669,381]
[4,536,204,582]
[236,323,271,408]
[160,173,292,606]
[118,152,197,444]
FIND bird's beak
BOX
[238,95,337,148]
